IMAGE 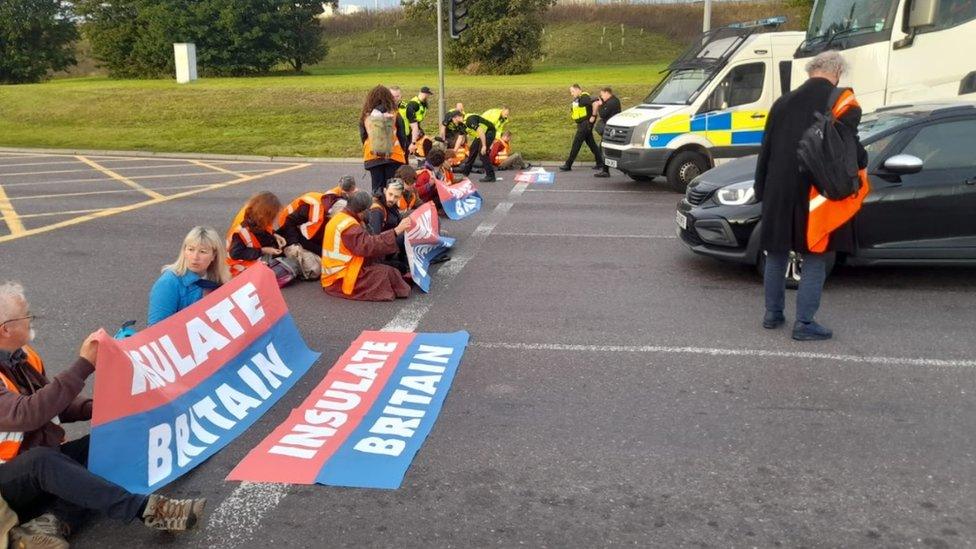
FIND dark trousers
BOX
[461,132,495,178]
[0,436,147,532]
[566,121,604,168]
[367,163,400,194]
[764,252,829,323]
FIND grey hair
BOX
[805,51,848,78]
[0,281,26,321]
[346,190,374,214]
[385,178,405,193]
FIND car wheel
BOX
[756,251,836,290]
[665,150,709,193]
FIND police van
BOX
[601,18,803,192]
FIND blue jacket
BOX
[147,269,206,326]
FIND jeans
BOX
[763,251,828,323]
[0,436,147,532]
[565,121,604,168]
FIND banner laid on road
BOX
[228,330,470,489]
[88,264,319,494]
[404,202,454,293]
[436,178,483,220]
[515,168,555,184]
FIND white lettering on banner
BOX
[453,197,478,218]
[129,283,268,396]
[145,342,292,487]
[266,340,397,460]
[355,345,455,457]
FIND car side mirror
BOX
[883,154,924,175]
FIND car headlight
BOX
[715,181,756,206]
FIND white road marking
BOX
[206,180,531,549]
[471,341,976,368]
[492,232,675,239]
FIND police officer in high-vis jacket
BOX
[559,84,605,173]
[398,86,434,148]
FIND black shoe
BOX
[479,175,497,183]
[558,165,571,172]
[763,312,786,329]
[792,321,833,341]
[593,170,610,178]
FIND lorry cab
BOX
[601,19,804,192]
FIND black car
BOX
[676,101,976,282]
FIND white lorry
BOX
[601,18,804,192]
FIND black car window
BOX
[900,118,976,170]
[700,62,766,113]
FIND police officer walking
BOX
[559,84,605,173]
[593,86,621,178]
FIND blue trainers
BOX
[792,321,833,341]
[763,312,786,329]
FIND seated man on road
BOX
[366,179,409,274]
[415,149,451,213]
[0,282,206,548]
[320,191,414,302]
[394,165,419,212]
[489,130,530,171]
[226,191,285,276]
[277,175,357,256]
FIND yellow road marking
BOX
[190,160,246,178]
[0,183,25,235]
[0,160,87,169]
[0,163,212,178]
[0,168,278,189]
[2,208,107,220]
[75,156,166,199]
[9,184,212,201]
[0,163,310,244]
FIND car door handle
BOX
[751,113,767,119]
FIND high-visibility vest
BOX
[806,89,871,253]
[415,136,433,158]
[362,117,406,164]
[0,346,48,463]
[277,192,326,241]
[226,205,273,277]
[452,144,469,166]
[406,97,427,123]
[493,140,510,166]
[399,191,418,211]
[480,108,507,135]
[571,92,591,122]
[397,100,407,124]
[320,211,365,295]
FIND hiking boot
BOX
[479,175,497,183]
[142,494,206,531]
[9,513,70,549]
[594,170,610,178]
[558,165,571,172]
[792,321,833,341]
[763,311,786,329]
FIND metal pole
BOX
[703,0,712,32]
[436,0,447,122]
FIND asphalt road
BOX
[1,151,974,548]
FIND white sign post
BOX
[173,43,198,84]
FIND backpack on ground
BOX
[797,87,861,200]
[264,256,299,287]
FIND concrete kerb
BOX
[0,147,566,167]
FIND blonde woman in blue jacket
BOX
[147,226,231,326]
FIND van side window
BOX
[701,62,766,113]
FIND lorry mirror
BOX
[907,0,938,28]
[883,154,924,174]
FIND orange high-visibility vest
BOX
[320,211,365,295]
[362,117,406,165]
[451,144,468,167]
[226,205,273,277]
[806,89,872,253]
[0,346,48,463]
[493,140,510,166]
[277,192,326,241]
[398,191,418,211]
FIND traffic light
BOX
[449,0,469,39]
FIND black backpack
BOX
[797,87,861,200]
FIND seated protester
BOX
[366,179,409,274]
[226,191,285,277]
[394,164,419,212]
[415,149,451,212]
[490,130,530,171]
[277,175,357,256]
[147,226,230,326]
[320,191,413,302]
[0,282,206,548]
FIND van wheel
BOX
[756,251,837,290]
[665,151,708,193]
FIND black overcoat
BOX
[754,77,867,254]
